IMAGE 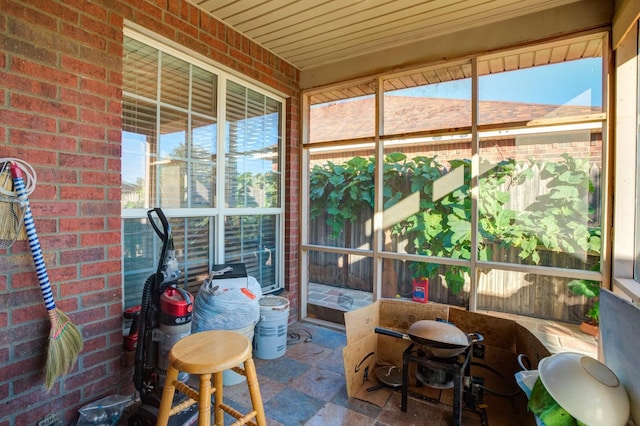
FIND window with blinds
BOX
[121,33,284,308]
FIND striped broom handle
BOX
[11,163,56,311]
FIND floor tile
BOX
[290,366,345,402]
[289,323,347,350]
[224,374,286,407]
[304,402,375,426]
[284,341,334,367]
[314,344,346,375]
[254,356,310,385]
[330,385,382,419]
[263,387,325,426]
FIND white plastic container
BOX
[253,296,290,359]
[222,322,255,386]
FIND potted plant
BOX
[567,275,600,337]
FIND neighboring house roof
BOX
[309,96,599,142]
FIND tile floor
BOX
[121,284,597,425]
[120,316,596,425]
[221,321,487,426]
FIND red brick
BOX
[47,265,80,283]
[167,0,180,16]
[80,231,120,247]
[11,93,77,119]
[61,247,105,265]
[12,303,49,325]
[82,343,121,369]
[59,216,104,232]
[79,139,121,157]
[230,47,252,65]
[107,37,124,57]
[11,58,78,87]
[51,390,82,425]
[55,297,80,313]
[60,87,106,110]
[61,22,107,50]
[63,0,108,20]
[166,13,198,39]
[0,108,57,132]
[14,400,55,426]
[60,120,105,140]
[79,14,119,41]
[34,168,79,186]
[7,21,78,59]
[60,277,106,297]
[107,301,122,317]
[3,2,57,30]
[80,77,120,99]
[136,0,163,20]
[8,129,75,152]
[80,316,120,337]
[115,1,133,23]
[80,170,119,185]
[12,374,60,403]
[0,379,8,399]
[0,318,46,347]
[60,186,104,201]
[44,3,79,23]
[62,365,108,392]
[61,55,107,81]
[135,12,175,41]
[81,333,107,353]
[80,202,120,217]
[79,107,120,128]
[73,305,106,326]
[108,129,122,147]
[199,32,227,52]
[81,260,121,277]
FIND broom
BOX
[10,161,83,391]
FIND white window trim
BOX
[612,19,640,304]
[121,25,286,292]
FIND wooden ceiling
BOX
[188,0,585,70]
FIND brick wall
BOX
[0,1,300,424]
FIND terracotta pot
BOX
[579,320,599,337]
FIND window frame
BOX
[121,27,286,304]
[612,20,640,303]
[301,32,610,319]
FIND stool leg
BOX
[244,358,267,426]
[157,366,180,425]
[213,371,224,426]
[198,373,212,426]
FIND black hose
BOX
[133,273,155,395]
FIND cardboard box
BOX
[343,299,550,425]
[208,263,248,290]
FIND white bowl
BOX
[538,352,630,426]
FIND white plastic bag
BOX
[191,276,262,332]
[76,394,132,426]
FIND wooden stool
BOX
[156,330,267,426]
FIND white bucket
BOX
[222,322,255,386]
[254,296,290,360]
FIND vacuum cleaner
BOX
[127,208,198,426]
